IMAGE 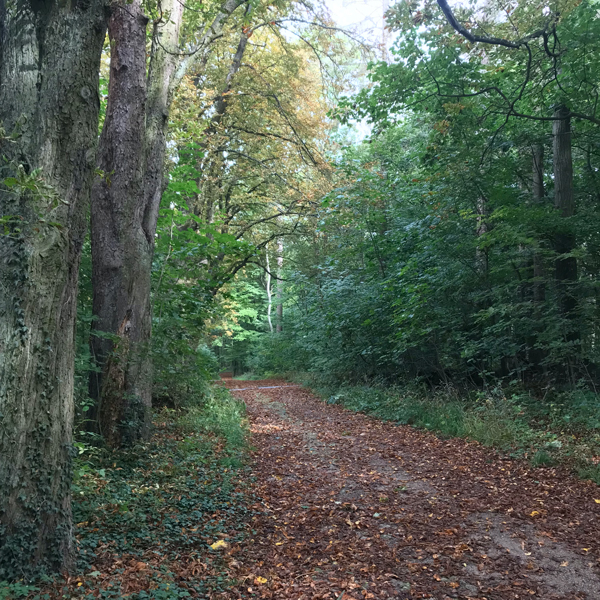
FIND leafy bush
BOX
[177,386,248,452]
[152,337,219,409]
[0,581,37,599]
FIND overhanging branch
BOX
[436,0,556,50]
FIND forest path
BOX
[221,379,600,600]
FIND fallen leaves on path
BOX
[220,379,600,600]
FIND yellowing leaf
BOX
[255,576,267,584]
[210,540,228,550]
[594,499,600,504]
[530,511,540,517]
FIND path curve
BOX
[220,379,600,600]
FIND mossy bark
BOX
[90,0,153,447]
[0,0,107,578]
[90,0,245,446]
[552,106,578,344]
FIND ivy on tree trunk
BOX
[90,0,152,447]
[0,0,107,578]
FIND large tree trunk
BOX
[89,0,244,446]
[90,0,152,447]
[142,0,184,243]
[89,0,183,446]
[0,0,107,577]
[552,106,578,340]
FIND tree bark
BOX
[142,0,185,244]
[532,144,545,303]
[89,0,245,446]
[276,238,284,332]
[552,106,578,332]
[527,143,547,372]
[475,196,489,276]
[266,250,274,333]
[0,0,107,577]
[90,0,152,447]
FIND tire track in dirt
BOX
[220,379,600,600]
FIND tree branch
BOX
[436,0,556,49]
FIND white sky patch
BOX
[326,0,391,51]
[323,0,393,140]
[326,0,388,30]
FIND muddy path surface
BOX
[220,379,600,600]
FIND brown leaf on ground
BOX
[220,378,600,600]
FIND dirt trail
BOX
[220,379,600,600]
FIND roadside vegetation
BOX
[218,0,600,487]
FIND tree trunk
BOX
[0,0,107,578]
[552,106,578,337]
[90,0,152,447]
[276,238,284,332]
[475,196,489,276]
[527,143,547,372]
[195,32,249,225]
[532,144,546,303]
[142,0,185,243]
[266,250,274,333]
[89,0,244,446]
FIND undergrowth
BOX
[1,386,250,599]
[291,373,600,486]
[177,386,248,457]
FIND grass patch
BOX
[233,373,263,381]
[530,450,558,468]
[577,462,600,485]
[177,386,248,454]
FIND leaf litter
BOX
[32,380,600,599]
[218,379,600,600]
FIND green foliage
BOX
[74,237,97,428]
[176,386,248,452]
[206,0,600,490]
[57,388,250,598]
[0,581,38,599]
[577,462,600,485]
[211,274,270,374]
[530,450,558,468]
[150,160,262,404]
[72,433,244,561]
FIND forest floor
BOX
[218,378,600,600]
